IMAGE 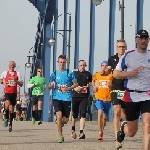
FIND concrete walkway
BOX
[0,121,142,150]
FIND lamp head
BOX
[92,0,103,6]
[48,38,56,46]
[26,63,31,68]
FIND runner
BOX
[0,61,23,132]
[108,39,127,148]
[113,29,150,150]
[93,60,112,141]
[48,54,78,143]
[20,92,30,121]
[71,60,92,139]
[27,68,46,125]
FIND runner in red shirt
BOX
[0,61,23,132]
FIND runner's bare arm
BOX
[68,81,78,90]
[113,69,138,78]
[48,81,55,90]
[16,80,23,87]
[0,78,3,84]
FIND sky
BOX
[0,0,150,95]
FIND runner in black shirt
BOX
[108,39,127,149]
[71,60,92,139]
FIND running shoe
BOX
[116,140,122,149]
[38,121,42,125]
[32,118,35,125]
[58,136,64,143]
[3,119,8,127]
[78,132,85,139]
[71,131,77,139]
[98,133,103,140]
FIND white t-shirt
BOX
[0,71,23,81]
[116,49,150,102]
[20,96,29,107]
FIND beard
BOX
[140,44,148,51]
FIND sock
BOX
[10,113,14,126]
[32,110,35,118]
[5,110,9,119]
[38,110,42,121]
[80,130,83,133]
[72,126,75,131]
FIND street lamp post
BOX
[119,0,125,39]
[48,12,72,69]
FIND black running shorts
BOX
[125,100,150,121]
[4,93,17,106]
[53,99,71,118]
[32,95,43,105]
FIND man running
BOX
[93,60,112,141]
[113,29,150,150]
[27,68,46,125]
[71,60,92,139]
[0,61,23,132]
[108,39,127,148]
[20,92,29,121]
[48,54,78,143]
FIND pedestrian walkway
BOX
[0,121,142,150]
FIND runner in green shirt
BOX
[27,68,46,125]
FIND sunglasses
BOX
[37,71,42,73]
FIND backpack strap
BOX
[54,71,56,81]
[53,69,70,81]
[66,69,69,78]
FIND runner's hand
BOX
[74,86,81,92]
[51,81,55,87]
[3,81,8,87]
[100,70,105,75]
[34,82,39,85]
[87,84,91,87]
[93,87,98,93]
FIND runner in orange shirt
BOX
[93,60,112,141]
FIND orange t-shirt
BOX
[92,72,113,101]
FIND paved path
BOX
[0,121,142,150]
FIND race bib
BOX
[79,86,87,93]
[36,90,42,95]
[58,85,67,92]
[99,80,109,88]
[117,91,125,99]
[8,80,16,86]
[147,91,150,97]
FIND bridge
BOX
[0,0,145,122]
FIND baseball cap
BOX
[101,60,108,66]
[135,29,149,38]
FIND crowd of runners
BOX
[1,29,150,150]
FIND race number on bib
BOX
[58,85,67,92]
[117,91,125,99]
[36,90,42,95]
[99,80,109,88]
[8,80,16,86]
[80,86,87,93]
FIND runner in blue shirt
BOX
[48,54,78,143]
